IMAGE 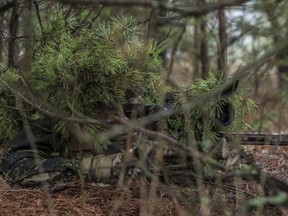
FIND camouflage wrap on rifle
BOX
[79,153,123,184]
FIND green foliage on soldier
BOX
[0,7,164,153]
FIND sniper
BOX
[0,79,238,187]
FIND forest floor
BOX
[0,90,287,216]
[0,147,287,216]
[0,138,287,215]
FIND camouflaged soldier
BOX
[0,91,161,187]
[0,116,126,186]
[0,89,240,187]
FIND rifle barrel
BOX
[228,133,288,146]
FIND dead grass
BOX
[0,178,183,216]
[0,170,286,216]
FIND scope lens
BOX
[217,102,234,126]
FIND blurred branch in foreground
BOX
[58,0,250,17]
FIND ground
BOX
[0,144,287,216]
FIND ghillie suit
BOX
[0,75,242,186]
[0,12,163,186]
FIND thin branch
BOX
[0,78,110,126]
[33,0,43,33]
[88,6,103,25]
[0,2,14,14]
[234,38,288,80]
[0,104,30,111]
[58,0,250,17]
[71,7,94,34]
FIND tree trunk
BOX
[277,64,288,89]
[218,1,227,77]
[263,0,287,89]
[200,18,208,79]
[0,13,3,63]
[198,0,209,79]
[8,0,19,68]
[193,22,200,79]
[20,0,33,73]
